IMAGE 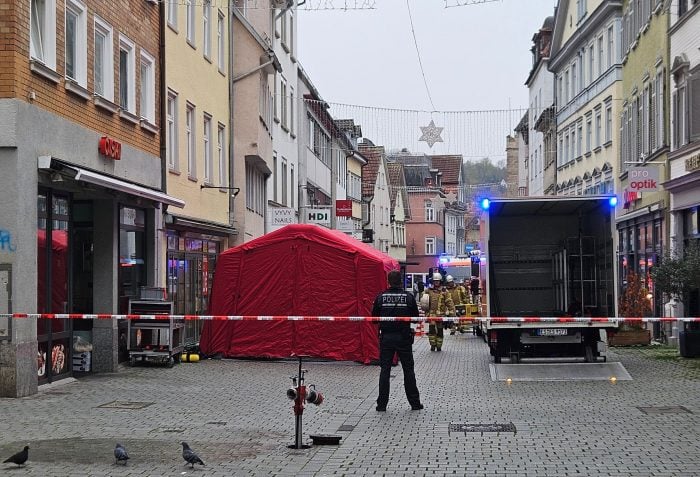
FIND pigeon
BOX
[181,442,205,468]
[114,443,129,465]
[3,445,29,467]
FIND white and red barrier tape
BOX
[2,314,700,323]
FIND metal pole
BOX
[294,356,303,449]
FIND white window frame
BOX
[186,102,196,179]
[139,50,155,124]
[167,0,177,29]
[30,0,57,69]
[605,102,613,144]
[218,123,226,187]
[425,237,436,256]
[186,0,195,45]
[282,159,288,206]
[595,108,602,148]
[65,0,87,86]
[93,16,113,101]
[203,0,211,59]
[289,87,295,135]
[217,10,225,73]
[280,79,288,129]
[203,114,212,184]
[425,200,435,222]
[586,114,593,153]
[167,90,179,171]
[118,35,136,113]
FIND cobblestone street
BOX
[2,334,700,476]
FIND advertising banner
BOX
[271,208,296,228]
[305,208,331,225]
[628,167,659,192]
[335,200,353,217]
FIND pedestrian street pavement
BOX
[2,332,700,476]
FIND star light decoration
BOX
[419,120,444,148]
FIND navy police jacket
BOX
[371,287,419,334]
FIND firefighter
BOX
[445,275,469,334]
[425,272,455,351]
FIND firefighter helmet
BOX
[446,275,454,283]
[432,272,442,282]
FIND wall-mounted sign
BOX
[686,153,700,172]
[98,136,122,160]
[623,188,639,209]
[336,219,354,232]
[628,167,659,192]
[306,209,330,225]
[335,200,352,217]
[271,208,296,227]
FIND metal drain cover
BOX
[98,401,154,409]
[337,425,355,431]
[637,406,692,415]
[449,423,517,434]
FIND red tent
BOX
[200,224,399,363]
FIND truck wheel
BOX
[167,357,175,368]
[584,344,594,363]
[129,356,136,367]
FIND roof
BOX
[359,143,385,198]
[386,162,410,219]
[429,155,462,185]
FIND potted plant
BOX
[650,241,700,356]
[611,271,652,346]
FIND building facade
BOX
[164,0,234,329]
[617,0,670,319]
[665,0,700,319]
[0,0,180,397]
[526,16,556,196]
[549,0,622,197]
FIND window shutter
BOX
[650,81,656,151]
[690,72,700,142]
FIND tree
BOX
[462,158,506,185]
[650,240,700,304]
[619,271,652,318]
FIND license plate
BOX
[536,328,568,336]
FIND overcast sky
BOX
[297,0,558,158]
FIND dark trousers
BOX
[377,331,420,408]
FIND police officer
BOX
[372,270,423,412]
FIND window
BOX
[588,44,595,84]
[217,11,225,72]
[425,200,435,222]
[576,0,587,20]
[290,164,295,208]
[572,60,578,98]
[30,0,57,69]
[186,0,195,45]
[217,124,226,187]
[564,69,570,104]
[167,0,177,28]
[280,79,288,129]
[289,87,295,135]
[65,0,87,86]
[119,35,135,113]
[245,163,266,216]
[203,0,211,59]
[280,11,288,50]
[595,108,602,147]
[139,50,155,123]
[186,103,196,179]
[577,121,583,157]
[656,70,666,148]
[167,91,178,170]
[93,17,113,100]
[272,153,278,202]
[203,115,212,184]
[425,237,436,256]
[607,25,614,69]
[289,10,295,57]
[586,114,592,153]
[598,36,604,75]
[605,102,613,144]
[282,159,288,206]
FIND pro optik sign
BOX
[628,167,660,192]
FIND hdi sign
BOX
[305,209,330,225]
[628,167,659,192]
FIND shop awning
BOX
[38,156,185,208]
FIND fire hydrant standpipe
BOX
[288,356,311,449]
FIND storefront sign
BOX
[306,209,330,225]
[98,136,122,160]
[628,167,659,192]
[686,153,700,172]
[336,219,354,232]
[335,200,352,217]
[271,208,296,227]
[623,188,639,209]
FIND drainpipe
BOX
[158,0,166,287]
[228,1,235,237]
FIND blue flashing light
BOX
[480,198,490,210]
[609,196,618,208]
